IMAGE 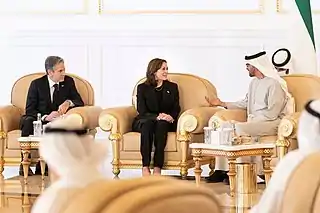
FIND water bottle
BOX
[33,113,42,136]
[203,127,213,144]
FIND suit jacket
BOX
[25,75,84,118]
[135,80,181,121]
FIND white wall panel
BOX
[0,44,89,105]
[0,0,88,14]
[278,0,320,13]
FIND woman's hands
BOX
[157,113,174,123]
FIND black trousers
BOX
[19,115,49,171]
[20,115,36,137]
[132,119,175,168]
[20,115,50,137]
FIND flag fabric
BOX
[287,0,318,75]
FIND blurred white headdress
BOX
[39,118,107,184]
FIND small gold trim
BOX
[0,132,6,139]
[99,0,264,14]
[191,147,274,158]
[0,0,89,15]
[276,0,320,14]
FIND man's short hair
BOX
[45,56,64,73]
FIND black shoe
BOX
[35,162,48,176]
[205,170,228,183]
[223,177,230,185]
[19,164,34,176]
[257,174,266,184]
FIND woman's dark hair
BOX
[145,58,167,86]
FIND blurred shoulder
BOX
[64,75,75,83]
[164,80,178,88]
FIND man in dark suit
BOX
[19,56,84,176]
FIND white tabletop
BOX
[18,136,42,142]
[189,143,275,151]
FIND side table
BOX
[18,136,46,183]
[190,143,275,196]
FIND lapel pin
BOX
[167,90,170,93]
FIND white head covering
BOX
[250,99,320,213]
[39,118,107,185]
[245,51,295,114]
[297,100,320,152]
[245,51,289,93]
[32,118,108,213]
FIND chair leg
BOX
[209,158,215,176]
[0,157,4,174]
[180,166,188,179]
[112,162,120,177]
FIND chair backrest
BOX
[283,74,320,112]
[280,152,320,213]
[132,73,217,114]
[11,73,94,113]
[61,177,222,213]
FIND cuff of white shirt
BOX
[41,115,48,121]
[67,100,75,107]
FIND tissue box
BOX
[210,130,221,145]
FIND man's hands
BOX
[44,101,71,122]
[157,113,174,123]
[45,111,60,122]
[58,100,71,115]
[205,96,226,108]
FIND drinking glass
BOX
[203,127,213,144]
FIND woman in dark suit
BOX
[132,58,181,176]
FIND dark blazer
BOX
[25,75,84,117]
[136,80,181,121]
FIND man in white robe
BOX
[272,48,294,76]
[205,51,294,183]
[250,99,320,213]
[31,118,107,213]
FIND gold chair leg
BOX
[276,138,290,160]
[209,158,215,176]
[109,133,122,177]
[177,130,191,179]
[0,157,4,174]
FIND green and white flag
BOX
[287,0,318,75]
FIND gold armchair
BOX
[0,73,102,173]
[61,177,222,213]
[209,74,320,165]
[99,73,222,178]
[276,75,320,159]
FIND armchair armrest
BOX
[177,107,223,135]
[208,109,247,129]
[276,112,301,159]
[66,106,103,129]
[277,112,301,139]
[0,105,22,133]
[98,106,138,135]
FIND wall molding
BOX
[5,29,286,39]
[99,0,264,14]
[276,0,320,14]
